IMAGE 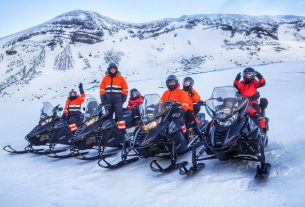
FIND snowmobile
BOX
[98,94,207,173]
[3,102,73,155]
[69,102,136,160]
[179,86,270,179]
[46,97,100,158]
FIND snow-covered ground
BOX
[1,61,305,207]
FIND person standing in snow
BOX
[234,67,267,133]
[62,83,86,132]
[100,63,129,135]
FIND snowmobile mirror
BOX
[58,107,63,112]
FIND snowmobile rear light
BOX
[85,116,99,126]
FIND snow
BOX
[1,61,305,207]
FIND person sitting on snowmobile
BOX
[160,75,190,138]
[234,67,267,133]
[182,77,202,136]
[127,88,144,125]
[100,63,129,135]
[62,83,86,132]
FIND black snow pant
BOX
[193,103,201,115]
[67,113,82,132]
[105,93,125,133]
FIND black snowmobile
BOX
[179,86,270,179]
[69,102,136,160]
[46,97,100,158]
[98,94,207,173]
[3,102,73,155]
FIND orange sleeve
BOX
[254,77,266,88]
[160,91,168,103]
[234,80,242,91]
[77,93,86,105]
[191,89,201,103]
[120,76,129,96]
[179,91,191,111]
[63,100,69,115]
[100,77,107,95]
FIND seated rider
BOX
[127,88,144,125]
[160,75,190,138]
[234,67,267,133]
[182,77,202,137]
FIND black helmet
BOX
[166,75,179,91]
[183,77,194,91]
[69,89,78,100]
[130,88,141,100]
[243,67,255,83]
[107,63,118,76]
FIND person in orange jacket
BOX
[62,83,86,132]
[100,63,129,134]
[234,67,267,133]
[160,75,190,136]
[182,77,202,136]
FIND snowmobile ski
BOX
[98,157,139,169]
[255,163,271,179]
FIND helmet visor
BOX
[243,71,255,79]
[166,80,177,86]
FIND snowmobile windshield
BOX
[206,86,247,121]
[94,104,108,118]
[84,98,99,118]
[139,94,161,124]
[40,102,56,119]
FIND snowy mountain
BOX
[1,10,305,102]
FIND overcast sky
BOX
[1,0,305,38]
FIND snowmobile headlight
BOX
[41,117,53,126]
[142,120,158,132]
[85,116,99,126]
[217,113,238,127]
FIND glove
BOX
[122,94,127,103]
[78,83,84,94]
[188,91,194,97]
[256,71,263,79]
[100,95,106,103]
[235,72,241,80]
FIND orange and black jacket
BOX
[234,76,265,103]
[100,71,128,102]
[160,84,191,111]
[183,88,201,111]
[63,93,86,116]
